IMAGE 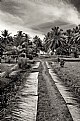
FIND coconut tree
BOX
[44,27,64,53]
[21,33,32,56]
[13,31,23,47]
[24,33,31,44]
[59,28,75,55]
[71,28,80,57]
[64,25,80,57]
[33,35,42,53]
[1,30,11,47]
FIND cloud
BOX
[35,0,80,25]
[0,0,80,39]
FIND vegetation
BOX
[37,62,73,121]
[43,25,80,57]
[33,35,43,53]
[50,61,80,98]
[0,30,43,64]
[1,24,80,60]
[0,26,80,120]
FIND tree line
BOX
[43,25,80,57]
[1,25,80,59]
[0,30,43,61]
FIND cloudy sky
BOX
[0,0,80,39]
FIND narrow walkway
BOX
[41,61,73,121]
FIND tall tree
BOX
[33,35,42,52]
[1,30,11,46]
[44,27,64,52]
[13,31,23,47]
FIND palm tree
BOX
[1,30,11,46]
[21,33,32,55]
[44,27,64,53]
[33,35,42,52]
[13,31,23,47]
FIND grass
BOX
[37,62,73,121]
[0,63,15,72]
[0,63,16,89]
[0,61,35,119]
[50,61,80,97]
[36,63,54,121]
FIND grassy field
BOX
[0,63,15,72]
[50,61,80,97]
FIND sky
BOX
[0,0,80,39]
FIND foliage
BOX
[33,35,42,52]
[43,25,80,57]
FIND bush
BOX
[74,51,79,58]
[60,59,65,67]
[18,57,27,68]
[27,54,33,60]
[25,63,31,69]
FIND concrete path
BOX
[0,62,40,121]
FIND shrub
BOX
[27,54,33,60]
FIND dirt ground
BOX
[37,59,73,121]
